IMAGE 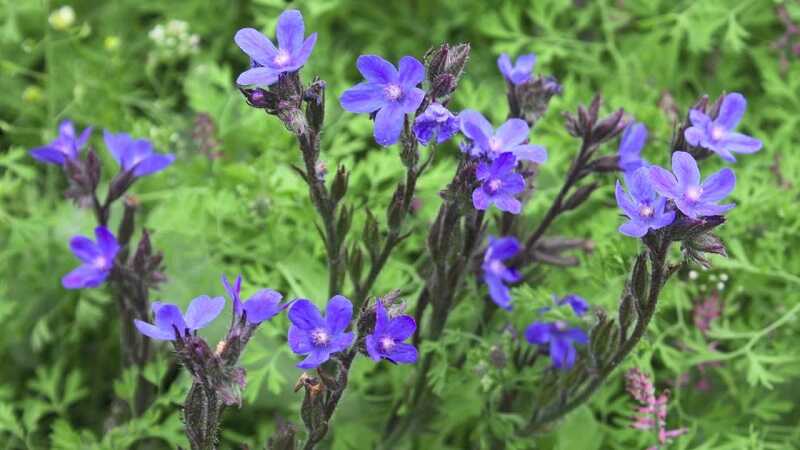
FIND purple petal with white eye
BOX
[276,10,304,54]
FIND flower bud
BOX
[387,183,406,230]
[107,169,136,204]
[330,165,348,204]
[304,78,326,131]
[240,87,277,110]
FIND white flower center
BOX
[710,126,725,140]
[489,260,505,275]
[384,84,402,100]
[380,336,395,352]
[488,137,503,152]
[93,256,107,269]
[639,204,654,218]
[273,49,291,66]
[311,328,330,346]
[686,186,703,202]
[488,179,502,193]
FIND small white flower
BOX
[49,6,76,31]
[719,273,729,282]
[716,282,725,291]
[688,270,699,281]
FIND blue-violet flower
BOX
[525,320,588,370]
[412,102,460,145]
[482,236,522,310]
[365,300,417,364]
[618,122,649,173]
[497,53,536,85]
[288,295,355,369]
[684,93,762,162]
[103,131,174,177]
[134,296,226,341]
[339,55,425,146]
[459,110,547,163]
[234,9,317,86]
[615,167,676,237]
[62,226,119,289]
[473,153,526,214]
[649,152,735,219]
[222,274,285,325]
[30,120,92,166]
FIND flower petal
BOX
[565,327,589,344]
[62,265,107,289]
[290,32,317,69]
[510,144,547,163]
[243,289,283,324]
[297,349,330,369]
[339,81,385,113]
[154,303,187,337]
[221,274,242,315]
[719,132,762,154]
[492,152,518,174]
[619,122,647,156]
[365,335,382,361]
[325,295,353,334]
[184,295,225,330]
[486,275,512,310]
[69,236,101,263]
[627,166,655,201]
[386,343,418,364]
[493,196,522,214]
[276,9,305,54]
[615,181,638,218]
[288,299,325,330]
[550,338,575,369]
[387,315,415,341]
[701,168,735,202]
[524,322,552,344]
[684,126,705,147]
[671,151,700,187]
[619,221,649,238]
[373,300,389,334]
[234,28,278,65]
[688,109,710,128]
[29,147,67,165]
[328,332,354,353]
[236,67,279,86]
[103,130,130,166]
[715,92,746,130]
[495,118,529,147]
[134,319,175,340]
[374,103,405,146]
[459,110,493,148]
[133,154,174,177]
[472,188,489,210]
[356,55,397,84]
[486,236,520,261]
[399,87,425,113]
[94,226,120,260]
[397,56,425,87]
[648,166,680,198]
[75,126,93,150]
[288,325,313,354]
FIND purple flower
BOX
[618,122,649,173]
[615,167,676,237]
[649,152,736,219]
[221,274,285,325]
[288,295,355,369]
[412,103,460,145]
[103,131,174,177]
[234,10,318,86]
[473,153,526,214]
[525,321,588,370]
[482,236,522,310]
[339,55,425,146]
[557,294,590,317]
[365,300,417,364]
[684,93,762,162]
[62,226,119,289]
[30,120,92,166]
[497,53,536,85]
[134,296,226,341]
[459,110,547,163]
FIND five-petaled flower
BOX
[234,9,318,86]
[103,131,175,177]
[618,122,649,173]
[339,55,426,146]
[30,120,92,166]
[288,295,355,369]
[62,226,119,289]
[482,236,522,310]
[134,296,226,341]
[222,274,285,325]
[649,152,735,219]
[615,167,676,237]
[459,110,547,163]
[684,93,762,162]
[412,103,460,145]
[473,153,526,214]
[365,300,417,364]
[525,320,588,370]
[497,53,536,85]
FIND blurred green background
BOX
[1,0,799,449]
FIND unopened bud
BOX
[330,165,348,204]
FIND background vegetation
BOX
[1,0,798,448]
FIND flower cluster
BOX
[625,368,687,448]
[523,293,591,370]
